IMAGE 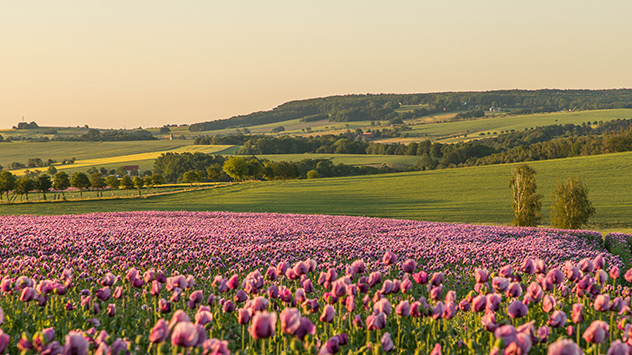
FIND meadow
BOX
[0,141,238,175]
[0,211,628,354]
[3,151,631,234]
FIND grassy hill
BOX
[3,151,631,234]
[170,109,632,143]
[3,109,631,175]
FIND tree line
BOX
[189,89,632,131]
[0,170,165,202]
[153,152,397,184]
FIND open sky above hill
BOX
[2,0,631,129]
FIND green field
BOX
[192,109,632,143]
[401,109,632,143]
[3,151,631,234]
[0,141,239,175]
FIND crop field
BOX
[1,142,237,175]
[0,211,629,354]
[0,141,193,167]
[3,151,631,234]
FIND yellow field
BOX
[9,145,235,176]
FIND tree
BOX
[246,159,264,180]
[0,171,17,201]
[306,169,320,179]
[86,167,99,175]
[90,173,106,197]
[143,176,154,193]
[509,164,542,227]
[550,177,596,229]
[133,176,144,196]
[35,174,52,200]
[47,165,57,175]
[53,171,70,199]
[151,174,164,194]
[223,157,249,181]
[70,172,91,199]
[120,175,134,196]
[182,171,202,187]
[14,176,35,201]
[263,161,299,180]
[115,166,128,177]
[104,176,120,192]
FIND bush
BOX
[550,177,596,229]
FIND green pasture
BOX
[402,109,632,143]
[2,151,631,234]
[1,142,238,175]
[0,140,193,167]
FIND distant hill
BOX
[189,89,632,132]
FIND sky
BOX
[1,1,631,129]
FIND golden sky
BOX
[1,1,631,129]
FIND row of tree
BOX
[510,164,595,229]
[0,170,165,202]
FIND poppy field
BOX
[1,211,631,354]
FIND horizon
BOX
[2,1,631,130]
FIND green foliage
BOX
[206,163,230,182]
[151,174,165,186]
[509,164,542,226]
[14,176,35,201]
[104,176,120,190]
[182,171,203,186]
[70,172,91,199]
[89,173,106,189]
[222,157,249,181]
[52,171,70,195]
[47,165,57,175]
[306,169,320,179]
[153,152,226,183]
[35,174,52,200]
[133,176,144,195]
[0,171,17,201]
[263,161,300,180]
[120,175,134,191]
[551,177,596,229]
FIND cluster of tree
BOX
[154,152,398,184]
[53,129,156,141]
[219,156,395,181]
[188,89,632,132]
[153,152,230,183]
[510,164,595,229]
[239,135,370,155]
[14,121,39,129]
[0,170,165,202]
[299,114,329,122]
[475,126,632,166]
[454,109,486,120]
